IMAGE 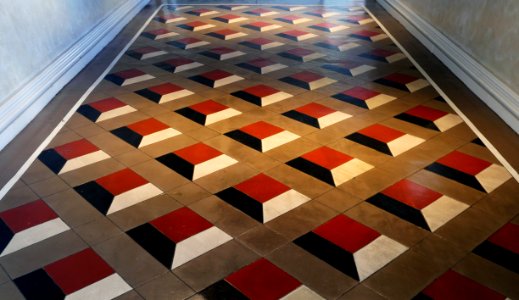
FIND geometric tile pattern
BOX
[176,100,241,125]
[127,207,232,269]
[225,121,299,152]
[13,249,131,300]
[332,86,396,109]
[394,105,463,132]
[0,200,69,257]
[366,179,469,231]
[136,83,194,104]
[216,173,310,223]
[374,73,429,92]
[111,118,181,148]
[77,97,136,123]
[200,258,323,299]
[473,222,519,274]
[425,151,512,193]
[232,84,292,107]
[294,215,408,281]
[283,102,352,129]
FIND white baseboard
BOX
[0,0,150,151]
[377,0,519,134]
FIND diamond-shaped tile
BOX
[74,168,162,215]
[332,86,396,109]
[213,14,248,23]
[322,61,376,76]
[237,58,287,74]
[168,37,210,49]
[207,29,247,40]
[346,124,424,156]
[231,84,292,106]
[38,139,110,174]
[315,39,360,52]
[350,30,387,42]
[141,28,178,40]
[126,46,167,60]
[200,47,245,61]
[473,222,519,274]
[278,48,326,62]
[366,179,469,231]
[239,38,284,50]
[309,22,349,32]
[0,200,69,257]
[200,259,321,299]
[245,8,278,17]
[395,105,463,132]
[105,69,154,86]
[216,174,310,223]
[175,99,241,125]
[225,121,299,152]
[77,97,136,123]
[415,270,507,299]
[287,146,373,186]
[275,15,312,24]
[242,21,281,32]
[135,83,193,104]
[283,102,351,129]
[178,21,215,31]
[156,143,238,180]
[359,49,406,63]
[111,118,181,148]
[154,57,203,73]
[127,207,232,269]
[294,215,407,281]
[190,70,244,88]
[14,249,131,299]
[425,151,512,193]
[374,73,430,92]
[154,13,185,23]
[277,30,317,41]
[280,71,337,90]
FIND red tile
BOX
[178,37,202,44]
[96,168,148,196]
[285,48,315,56]
[190,100,228,115]
[383,73,417,85]
[248,8,273,14]
[131,46,160,54]
[147,28,170,35]
[208,47,235,55]
[113,69,145,79]
[342,87,380,100]
[382,179,442,210]
[235,174,290,203]
[127,118,169,136]
[301,146,352,170]
[315,22,336,29]
[185,21,207,27]
[290,71,323,83]
[295,102,335,118]
[218,14,241,20]
[283,30,307,37]
[243,85,279,97]
[240,121,284,139]
[147,83,184,95]
[247,58,275,68]
[247,37,272,45]
[89,97,126,113]
[405,105,448,121]
[358,124,405,143]
[54,139,99,160]
[0,200,58,233]
[352,30,380,38]
[174,143,222,165]
[314,215,380,253]
[369,49,398,58]
[202,70,232,81]
[280,15,301,21]
[44,248,114,295]
[436,151,491,176]
[422,270,505,300]
[487,223,519,254]
[159,57,196,67]
[248,21,271,28]
[150,207,213,243]
[226,258,300,300]
[213,29,238,36]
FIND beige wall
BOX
[0,0,127,105]
[388,0,519,94]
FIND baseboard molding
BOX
[0,0,150,151]
[377,0,519,134]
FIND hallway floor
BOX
[0,2,518,299]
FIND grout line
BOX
[0,5,167,201]
[363,4,519,182]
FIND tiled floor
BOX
[1,2,518,299]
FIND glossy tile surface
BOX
[1,2,518,299]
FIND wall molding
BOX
[377,0,519,134]
[0,0,150,151]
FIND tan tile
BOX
[115,290,144,300]
[265,164,333,199]
[315,188,363,213]
[28,176,70,198]
[72,123,108,138]
[194,162,257,194]
[167,182,212,206]
[0,185,39,211]
[140,134,198,158]
[44,189,102,228]
[114,149,152,167]
[132,159,189,191]
[338,168,400,200]
[74,216,123,246]
[21,160,56,185]
[237,225,289,256]
[0,282,24,300]
[58,158,125,187]
[88,132,136,156]
[136,272,195,300]
[337,284,387,300]
[473,179,519,222]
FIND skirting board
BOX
[377,0,519,134]
[0,0,150,151]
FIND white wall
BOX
[0,0,149,150]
